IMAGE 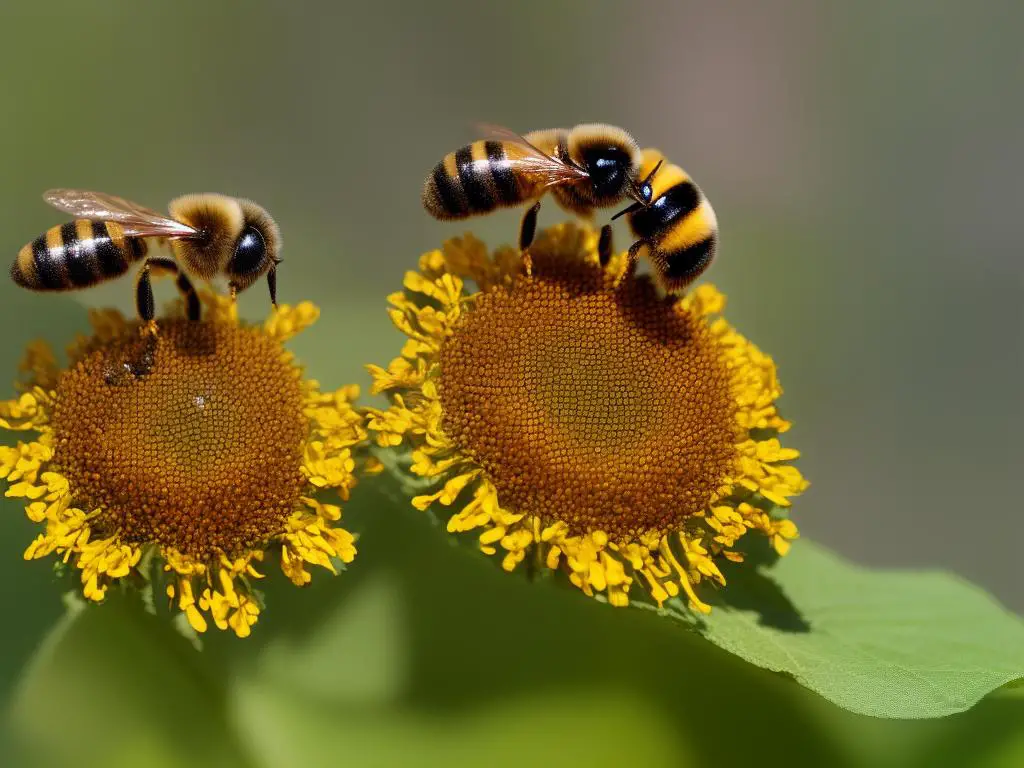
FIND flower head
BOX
[0,295,375,637]
[368,223,807,612]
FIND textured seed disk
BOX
[52,319,307,560]
[440,259,739,540]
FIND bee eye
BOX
[230,225,267,277]
[581,146,632,202]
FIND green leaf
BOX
[994,679,1024,700]
[644,539,1024,718]
[229,676,688,768]
[905,695,1024,768]
[5,593,247,768]
[253,571,409,706]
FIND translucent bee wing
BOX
[43,189,199,238]
[476,123,590,187]
[475,123,556,159]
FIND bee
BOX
[423,124,652,268]
[11,189,282,329]
[605,148,718,295]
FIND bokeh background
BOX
[0,2,1021,766]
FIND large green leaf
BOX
[644,539,1024,718]
[229,677,685,768]
[250,571,409,706]
[5,594,245,768]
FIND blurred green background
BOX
[0,2,1021,766]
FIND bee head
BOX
[567,124,643,207]
[612,157,665,221]
[168,194,280,292]
[224,200,281,292]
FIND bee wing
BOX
[43,189,199,238]
[476,123,589,188]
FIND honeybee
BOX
[605,148,718,295]
[11,189,282,328]
[423,123,652,268]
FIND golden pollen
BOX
[440,255,740,540]
[51,319,307,561]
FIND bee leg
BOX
[125,264,159,378]
[520,202,541,249]
[519,201,541,277]
[229,282,239,302]
[267,265,278,309]
[145,257,200,322]
[177,272,201,322]
[135,263,157,337]
[598,224,613,266]
[615,240,645,290]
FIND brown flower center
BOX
[439,253,740,540]
[52,319,307,560]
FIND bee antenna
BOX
[624,159,665,206]
[641,159,664,187]
[611,202,643,221]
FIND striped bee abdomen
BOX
[648,232,717,293]
[423,140,527,220]
[11,220,146,291]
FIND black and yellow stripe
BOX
[423,140,528,220]
[11,220,147,291]
[627,149,718,295]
